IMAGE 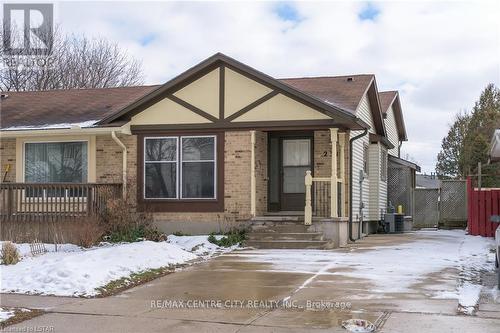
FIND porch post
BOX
[339,132,346,217]
[304,171,313,225]
[250,130,256,217]
[330,128,338,218]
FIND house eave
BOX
[0,124,131,138]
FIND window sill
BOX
[138,198,223,213]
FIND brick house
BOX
[0,53,417,246]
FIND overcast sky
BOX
[53,1,500,172]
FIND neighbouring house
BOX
[0,53,417,247]
[416,174,441,189]
[491,129,500,162]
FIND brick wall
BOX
[149,131,253,226]
[0,138,16,182]
[255,131,268,215]
[313,130,350,217]
[314,130,331,177]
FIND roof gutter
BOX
[0,124,131,138]
[349,128,368,242]
[111,131,127,198]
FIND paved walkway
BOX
[2,232,500,332]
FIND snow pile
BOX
[167,235,237,257]
[1,238,234,297]
[0,308,14,322]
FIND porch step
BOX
[244,240,328,249]
[250,223,311,233]
[246,215,329,249]
[251,215,304,223]
[246,232,324,241]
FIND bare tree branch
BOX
[1,24,144,91]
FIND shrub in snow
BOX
[208,229,246,247]
[73,215,105,248]
[100,178,164,243]
[1,242,20,265]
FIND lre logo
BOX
[3,3,54,55]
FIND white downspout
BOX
[111,131,127,198]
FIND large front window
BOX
[25,141,88,183]
[144,136,216,199]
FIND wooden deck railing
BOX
[0,183,122,222]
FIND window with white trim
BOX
[144,136,216,199]
[25,141,88,183]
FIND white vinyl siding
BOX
[385,105,399,156]
[379,147,388,216]
[367,144,388,222]
[368,143,380,220]
[350,93,374,223]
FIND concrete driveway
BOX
[2,231,500,332]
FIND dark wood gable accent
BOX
[224,91,279,122]
[167,95,218,122]
[98,53,368,131]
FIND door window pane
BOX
[182,162,215,198]
[268,137,280,205]
[283,139,310,166]
[25,142,87,183]
[145,163,177,198]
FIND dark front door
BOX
[268,134,312,212]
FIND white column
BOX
[304,170,312,225]
[330,128,338,218]
[339,133,346,217]
[250,130,256,217]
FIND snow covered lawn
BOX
[1,235,236,297]
[0,307,39,328]
[0,308,15,322]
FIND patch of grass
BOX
[95,267,174,297]
[208,229,246,247]
[107,225,164,243]
[0,308,44,328]
[172,231,191,236]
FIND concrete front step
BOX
[250,224,311,233]
[246,232,324,241]
[244,240,328,249]
[251,216,304,223]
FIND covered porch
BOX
[249,128,349,225]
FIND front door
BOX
[281,138,312,211]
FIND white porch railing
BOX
[304,171,343,225]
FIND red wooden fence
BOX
[467,176,500,237]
